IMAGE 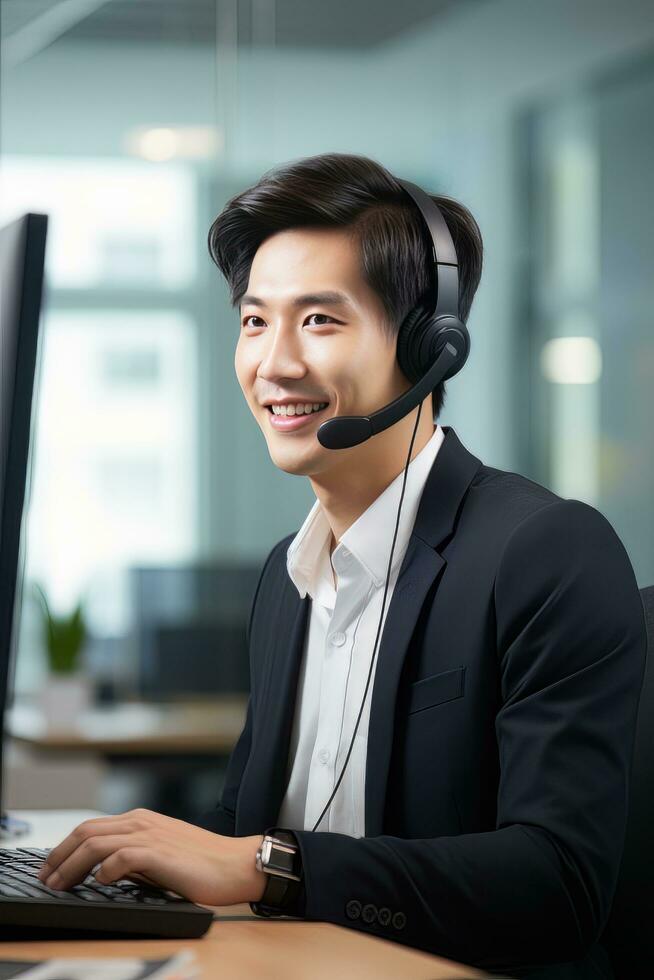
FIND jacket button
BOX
[377,907,391,926]
[392,911,407,930]
[362,903,377,924]
[345,899,362,920]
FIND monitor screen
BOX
[0,212,48,823]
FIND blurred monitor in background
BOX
[0,212,48,831]
[129,563,261,700]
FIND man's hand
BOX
[36,808,267,906]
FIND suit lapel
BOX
[237,425,483,837]
[365,426,483,835]
[236,588,310,835]
[364,538,445,836]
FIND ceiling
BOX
[1,0,487,52]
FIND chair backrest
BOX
[601,585,654,980]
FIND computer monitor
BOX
[0,213,48,837]
[130,563,260,699]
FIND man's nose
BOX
[258,324,306,379]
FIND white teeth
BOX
[272,402,328,416]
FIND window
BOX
[1,157,199,694]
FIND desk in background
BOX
[0,810,489,979]
[4,697,247,814]
[6,697,248,754]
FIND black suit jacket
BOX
[196,426,647,980]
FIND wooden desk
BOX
[0,811,490,979]
[6,697,248,755]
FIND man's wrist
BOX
[237,834,267,903]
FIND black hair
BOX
[207,152,483,420]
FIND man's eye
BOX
[307,313,333,326]
[241,313,334,328]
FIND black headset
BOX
[310,177,471,832]
[315,178,471,451]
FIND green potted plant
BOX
[32,581,92,728]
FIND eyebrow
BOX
[240,291,354,311]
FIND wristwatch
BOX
[250,829,303,917]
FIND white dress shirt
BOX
[276,423,446,837]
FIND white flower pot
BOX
[39,673,93,730]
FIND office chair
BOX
[600,584,654,979]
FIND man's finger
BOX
[42,832,143,889]
[39,817,143,877]
[96,847,162,888]
[123,870,161,888]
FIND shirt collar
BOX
[286,424,445,600]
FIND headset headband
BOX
[396,178,461,320]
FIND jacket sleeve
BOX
[285,499,648,973]
[192,542,281,837]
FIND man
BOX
[39,153,647,980]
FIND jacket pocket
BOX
[407,665,466,715]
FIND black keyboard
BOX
[0,846,213,939]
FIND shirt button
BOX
[318,748,331,764]
[329,631,346,646]
[333,549,351,573]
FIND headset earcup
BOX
[425,317,470,380]
[396,305,433,384]
[398,307,471,385]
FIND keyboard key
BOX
[70,885,111,902]
[1,870,59,897]
[9,864,43,876]
[0,882,29,898]
[0,877,44,899]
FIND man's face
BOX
[234,226,411,477]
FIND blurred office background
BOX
[0,0,652,816]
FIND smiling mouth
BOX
[266,404,330,418]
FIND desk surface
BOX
[0,810,488,979]
[6,697,247,754]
